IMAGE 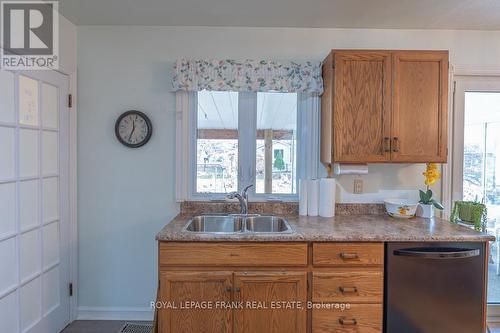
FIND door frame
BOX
[441,65,500,219]
[442,65,500,322]
[50,68,78,324]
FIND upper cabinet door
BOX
[391,51,448,163]
[333,51,392,163]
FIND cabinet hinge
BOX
[68,94,73,108]
[69,283,73,296]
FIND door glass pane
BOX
[0,127,15,180]
[255,92,297,194]
[41,82,58,129]
[20,276,41,331]
[0,70,15,123]
[42,131,58,175]
[42,177,59,223]
[463,91,500,304]
[0,237,17,295]
[19,180,39,231]
[196,91,238,193]
[0,183,16,237]
[19,75,39,126]
[0,290,18,333]
[42,221,59,268]
[42,266,60,316]
[20,229,41,282]
[19,128,39,178]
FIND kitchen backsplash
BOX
[180,201,385,216]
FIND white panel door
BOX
[0,70,70,333]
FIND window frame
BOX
[175,90,320,202]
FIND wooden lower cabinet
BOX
[234,272,307,333]
[159,271,232,333]
[158,242,384,333]
[312,304,383,333]
[312,270,383,303]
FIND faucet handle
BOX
[226,192,238,199]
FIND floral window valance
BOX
[172,59,323,94]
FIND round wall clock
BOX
[115,110,153,148]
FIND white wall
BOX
[77,26,500,316]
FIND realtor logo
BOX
[1,1,59,70]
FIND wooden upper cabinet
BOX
[321,49,449,165]
[391,51,448,162]
[234,272,307,333]
[330,51,391,163]
[159,271,233,333]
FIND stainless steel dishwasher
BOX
[385,242,487,333]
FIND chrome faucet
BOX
[226,184,253,215]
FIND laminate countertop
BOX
[156,214,495,242]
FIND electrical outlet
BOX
[353,179,363,194]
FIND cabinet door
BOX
[333,51,392,162]
[159,271,232,333]
[234,272,307,333]
[391,51,448,162]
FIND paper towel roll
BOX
[334,163,368,175]
[299,179,308,216]
[319,178,336,217]
[307,179,320,216]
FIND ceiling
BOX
[198,91,297,130]
[60,0,500,30]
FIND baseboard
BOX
[77,306,154,321]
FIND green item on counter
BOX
[450,201,487,231]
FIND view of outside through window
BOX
[196,91,238,193]
[256,92,297,194]
[463,92,500,303]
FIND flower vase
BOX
[417,204,434,218]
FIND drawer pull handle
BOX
[384,137,391,152]
[235,287,241,292]
[339,286,358,294]
[340,252,359,260]
[225,287,232,292]
[339,318,357,326]
[392,137,399,152]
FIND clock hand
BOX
[128,120,135,141]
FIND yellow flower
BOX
[423,163,441,186]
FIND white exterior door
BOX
[0,70,70,333]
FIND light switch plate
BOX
[353,179,363,194]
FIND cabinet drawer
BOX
[313,243,383,266]
[312,304,382,333]
[159,242,308,266]
[312,270,383,303]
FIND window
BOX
[255,92,297,194]
[196,91,238,193]
[176,90,319,201]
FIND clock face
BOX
[115,111,152,148]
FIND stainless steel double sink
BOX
[184,215,293,234]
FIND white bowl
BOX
[384,199,418,219]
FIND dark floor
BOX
[61,320,152,333]
[61,320,499,333]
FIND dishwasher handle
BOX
[393,247,480,259]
